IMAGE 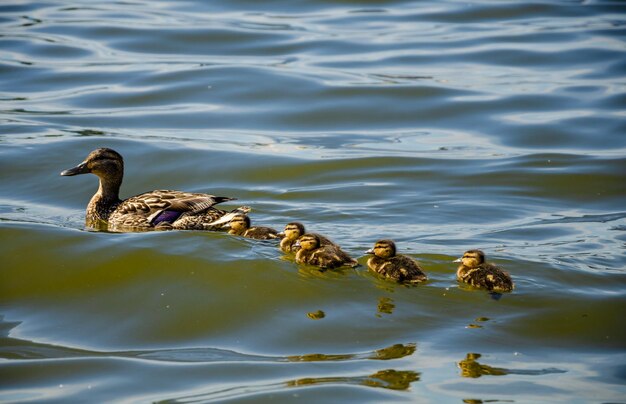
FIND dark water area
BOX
[1,0,626,402]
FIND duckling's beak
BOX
[277,232,285,238]
[221,222,232,229]
[453,257,462,263]
[365,248,374,255]
[60,161,89,176]
[294,240,301,247]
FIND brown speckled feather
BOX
[243,227,280,240]
[296,244,358,269]
[368,255,427,284]
[457,263,514,293]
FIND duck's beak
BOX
[453,257,462,263]
[60,161,89,176]
[294,240,301,248]
[365,248,374,255]
[277,232,285,238]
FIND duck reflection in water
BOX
[458,353,508,378]
[287,342,416,362]
[377,296,395,317]
[286,369,420,391]
[458,353,566,378]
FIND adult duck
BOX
[61,148,247,231]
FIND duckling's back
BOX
[245,226,280,240]
[373,255,427,284]
[298,245,358,269]
[460,263,514,293]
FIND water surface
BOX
[1,0,625,402]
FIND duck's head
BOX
[366,239,397,259]
[294,233,320,251]
[61,148,124,180]
[224,213,250,233]
[278,222,305,240]
[454,250,485,268]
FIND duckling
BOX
[454,250,514,293]
[61,148,248,231]
[295,233,359,269]
[365,240,427,284]
[221,213,280,240]
[278,222,334,253]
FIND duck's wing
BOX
[393,256,427,282]
[481,264,514,292]
[312,246,358,269]
[114,190,235,225]
[173,206,251,230]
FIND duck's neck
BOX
[87,174,122,224]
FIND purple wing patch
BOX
[151,210,183,225]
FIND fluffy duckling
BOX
[61,148,247,231]
[454,250,514,293]
[222,213,280,240]
[295,233,359,269]
[278,222,333,253]
[366,240,427,284]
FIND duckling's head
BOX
[61,148,124,180]
[279,222,305,240]
[366,239,397,259]
[295,233,321,251]
[454,250,485,268]
[226,213,251,233]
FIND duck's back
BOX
[459,263,514,292]
[108,190,231,230]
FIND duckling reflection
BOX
[454,250,514,293]
[295,234,359,269]
[458,353,508,378]
[286,343,416,363]
[278,222,334,253]
[377,297,395,317]
[458,353,566,379]
[221,213,279,240]
[286,369,420,391]
[366,240,428,284]
[372,343,416,360]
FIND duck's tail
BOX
[206,206,251,228]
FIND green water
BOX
[1,0,625,402]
